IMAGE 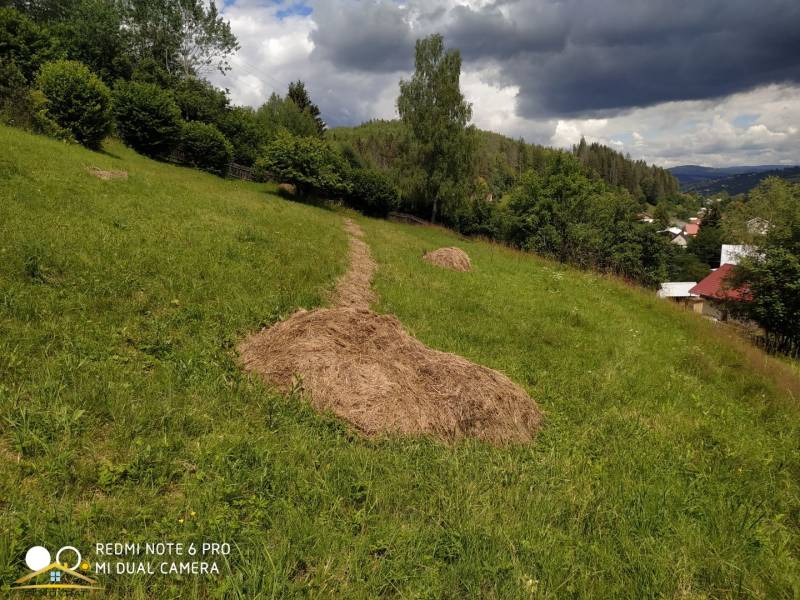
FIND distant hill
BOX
[675,166,800,196]
[328,120,558,204]
[669,164,794,187]
[330,120,678,203]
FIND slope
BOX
[0,125,799,598]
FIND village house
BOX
[670,234,688,247]
[659,225,683,237]
[746,217,770,236]
[683,223,700,237]
[658,246,752,320]
[656,282,703,312]
[688,264,749,320]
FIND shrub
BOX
[112,80,181,158]
[217,106,264,166]
[254,131,349,197]
[173,77,228,123]
[30,89,72,141]
[0,7,58,82]
[255,93,320,141]
[0,59,25,103]
[34,60,111,149]
[179,121,233,176]
[345,168,399,217]
[0,59,36,128]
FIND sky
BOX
[209,0,800,168]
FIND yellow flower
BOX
[178,518,185,524]
[190,511,197,517]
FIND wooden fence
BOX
[228,162,255,181]
[388,211,429,226]
[168,150,255,181]
[747,332,800,359]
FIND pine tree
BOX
[287,80,325,135]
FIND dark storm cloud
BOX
[308,0,800,118]
[309,1,415,72]
[444,3,567,60]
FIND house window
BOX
[50,570,62,583]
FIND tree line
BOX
[573,138,679,204]
[0,1,398,213]
[8,4,793,330]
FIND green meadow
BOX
[1,125,798,598]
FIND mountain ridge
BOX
[668,164,797,186]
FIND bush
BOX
[254,131,348,197]
[112,80,181,158]
[0,59,25,103]
[217,106,263,166]
[256,93,319,141]
[173,77,228,123]
[0,8,58,82]
[30,89,72,141]
[345,168,399,217]
[34,60,111,149]
[0,59,36,129]
[179,121,233,176]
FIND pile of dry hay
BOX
[423,247,472,272]
[86,166,128,180]
[239,219,541,445]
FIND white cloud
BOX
[544,84,800,166]
[208,2,316,106]
[211,1,800,168]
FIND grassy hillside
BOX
[1,125,799,598]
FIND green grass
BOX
[1,125,799,598]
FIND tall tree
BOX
[687,205,722,268]
[121,0,238,77]
[287,80,325,135]
[397,33,474,223]
[0,6,59,81]
[50,0,131,81]
[256,92,319,140]
[174,0,238,76]
[729,179,800,342]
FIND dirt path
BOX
[333,219,376,309]
[238,218,542,445]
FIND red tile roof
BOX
[689,263,749,301]
[684,223,700,236]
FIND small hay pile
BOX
[239,219,541,445]
[87,166,128,180]
[277,183,297,196]
[423,247,472,272]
